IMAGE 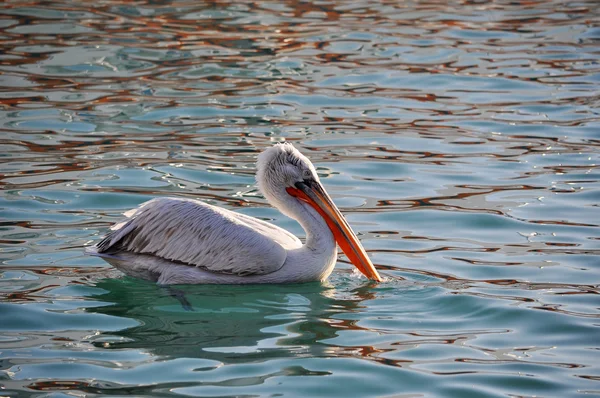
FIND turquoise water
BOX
[1,0,599,396]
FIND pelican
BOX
[88,143,382,284]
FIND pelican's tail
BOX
[84,245,126,261]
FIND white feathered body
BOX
[89,197,338,284]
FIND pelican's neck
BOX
[268,189,337,255]
[296,201,336,253]
[277,198,338,282]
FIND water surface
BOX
[1,1,599,397]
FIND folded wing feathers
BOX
[96,198,288,276]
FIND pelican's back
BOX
[95,197,300,276]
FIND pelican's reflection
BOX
[88,276,376,363]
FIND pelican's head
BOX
[257,143,382,282]
[257,142,317,197]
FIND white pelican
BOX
[88,143,382,284]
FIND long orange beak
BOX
[286,180,382,282]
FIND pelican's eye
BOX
[302,169,312,180]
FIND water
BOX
[1,0,599,396]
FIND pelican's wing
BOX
[225,210,301,250]
[95,197,300,276]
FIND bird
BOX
[87,143,382,284]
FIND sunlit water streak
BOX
[0,0,599,397]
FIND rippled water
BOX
[1,1,599,396]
